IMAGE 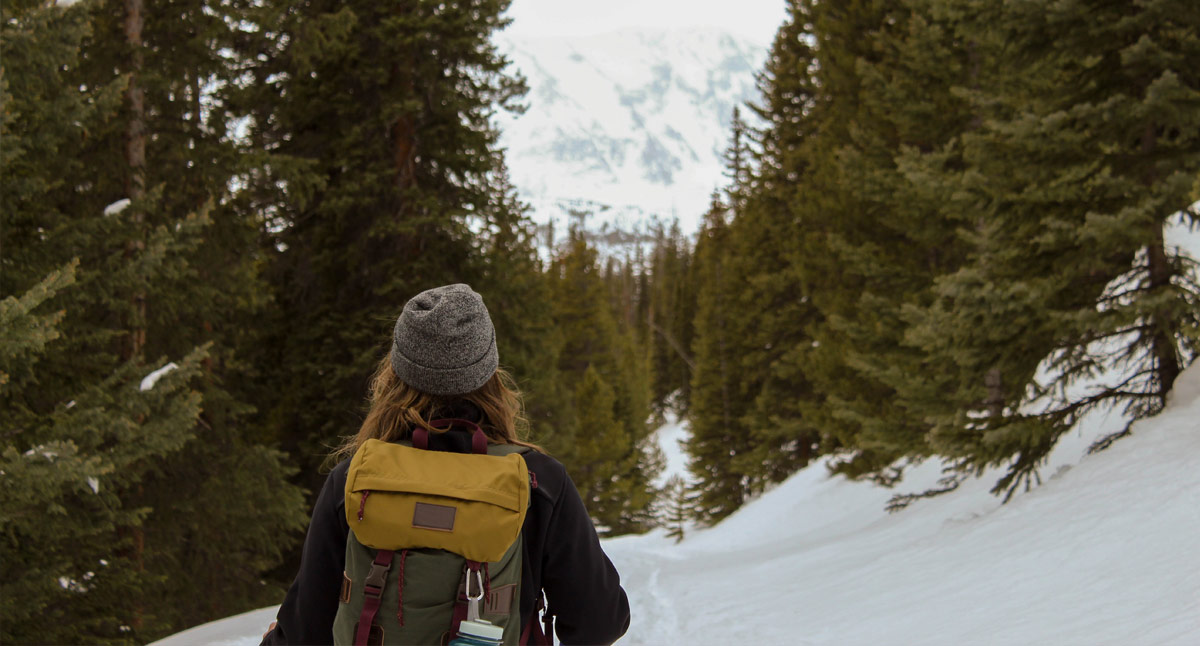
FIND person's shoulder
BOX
[324,456,352,486]
[519,449,568,499]
[519,448,565,473]
[330,456,352,477]
[320,457,352,513]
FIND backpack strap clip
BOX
[363,551,393,597]
[354,549,395,646]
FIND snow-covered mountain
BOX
[494,29,770,236]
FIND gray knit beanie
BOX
[389,284,499,396]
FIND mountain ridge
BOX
[494,28,770,236]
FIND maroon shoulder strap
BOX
[519,592,554,646]
[355,549,395,646]
[426,418,488,454]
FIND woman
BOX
[261,284,630,645]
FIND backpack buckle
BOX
[363,550,394,599]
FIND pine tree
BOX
[646,221,696,414]
[906,0,1200,498]
[686,197,753,523]
[684,4,830,515]
[0,256,208,644]
[548,231,660,533]
[472,159,566,449]
[570,366,630,534]
[661,475,694,544]
[231,0,531,501]
[728,1,826,488]
[2,0,306,638]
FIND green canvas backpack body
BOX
[332,421,541,646]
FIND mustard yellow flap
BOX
[344,439,529,562]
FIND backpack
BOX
[331,420,553,646]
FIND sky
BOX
[503,0,787,46]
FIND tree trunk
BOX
[391,56,417,191]
[123,0,146,362]
[985,367,1004,421]
[1140,125,1179,403]
[648,315,695,372]
[122,0,147,631]
[1146,225,1180,400]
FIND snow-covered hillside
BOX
[153,363,1200,646]
[608,364,1200,645]
[495,29,768,236]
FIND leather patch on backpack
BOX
[352,622,384,646]
[412,502,456,532]
[340,571,352,603]
[455,582,517,616]
[485,583,516,616]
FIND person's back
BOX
[261,284,630,645]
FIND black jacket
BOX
[262,429,630,646]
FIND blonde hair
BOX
[333,356,542,463]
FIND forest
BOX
[2,0,1197,643]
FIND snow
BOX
[606,364,1200,646]
[103,198,131,216]
[22,445,59,460]
[156,364,1200,646]
[57,574,91,593]
[1165,206,1199,259]
[149,606,278,646]
[651,411,694,487]
[139,362,178,392]
[504,0,784,46]
[496,29,767,236]
[1013,210,1200,428]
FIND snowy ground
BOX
[651,412,694,489]
[153,363,1200,646]
[150,606,278,646]
[609,368,1200,645]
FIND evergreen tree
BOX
[2,0,306,638]
[472,160,566,449]
[686,197,753,523]
[905,0,1200,498]
[0,250,211,644]
[646,221,696,414]
[746,1,902,484]
[729,1,825,487]
[230,0,530,495]
[661,475,694,544]
[86,0,306,632]
[684,5,829,517]
[548,231,660,533]
[570,367,635,534]
[1,263,208,645]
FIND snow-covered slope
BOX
[150,606,276,646]
[495,29,768,236]
[154,363,1200,646]
[651,411,694,488]
[607,364,1200,646]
